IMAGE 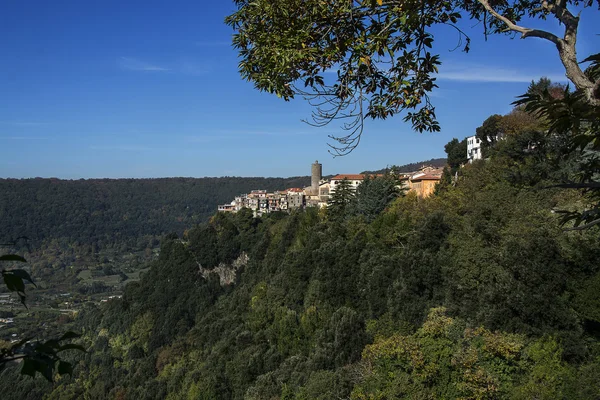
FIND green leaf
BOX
[0,254,26,262]
[59,331,81,341]
[57,361,73,376]
[21,359,39,378]
[40,362,54,382]
[9,269,36,286]
[581,53,600,64]
[3,274,25,293]
[40,339,61,351]
[57,343,86,353]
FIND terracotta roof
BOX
[411,174,442,181]
[286,187,304,192]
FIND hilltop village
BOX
[218,161,443,216]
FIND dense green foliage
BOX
[327,178,356,220]
[0,177,310,249]
[348,174,403,221]
[3,73,600,397]
[353,308,600,400]
[4,122,599,398]
[444,138,468,173]
[515,76,600,230]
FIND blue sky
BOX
[1,1,598,178]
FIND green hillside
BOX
[361,158,447,174]
[0,176,311,248]
[3,129,599,399]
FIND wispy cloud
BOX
[0,136,45,140]
[118,57,209,75]
[119,57,170,72]
[183,129,319,143]
[436,63,568,83]
[214,129,318,137]
[427,88,455,99]
[0,121,49,127]
[0,133,54,140]
[180,62,208,76]
[185,135,225,143]
[89,145,155,152]
[324,62,567,84]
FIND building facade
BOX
[467,135,482,163]
[217,163,443,215]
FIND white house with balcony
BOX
[466,135,482,163]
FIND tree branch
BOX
[476,0,561,43]
[476,0,599,107]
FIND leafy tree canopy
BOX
[516,74,600,230]
[327,178,355,220]
[444,137,467,173]
[361,158,447,174]
[227,0,600,155]
[4,140,600,398]
[349,173,403,221]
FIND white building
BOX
[217,202,236,212]
[329,174,370,194]
[466,135,482,163]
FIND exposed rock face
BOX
[199,252,249,286]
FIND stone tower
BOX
[311,160,322,195]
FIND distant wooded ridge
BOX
[0,176,311,247]
[0,159,442,247]
[361,158,447,174]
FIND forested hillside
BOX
[0,176,309,320]
[3,120,599,399]
[3,0,600,397]
[0,158,442,250]
[0,177,311,248]
[361,158,447,174]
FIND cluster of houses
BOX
[0,295,15,329]
[218,161,443,216]
[217,188,308,214]
[0,293,14,306]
